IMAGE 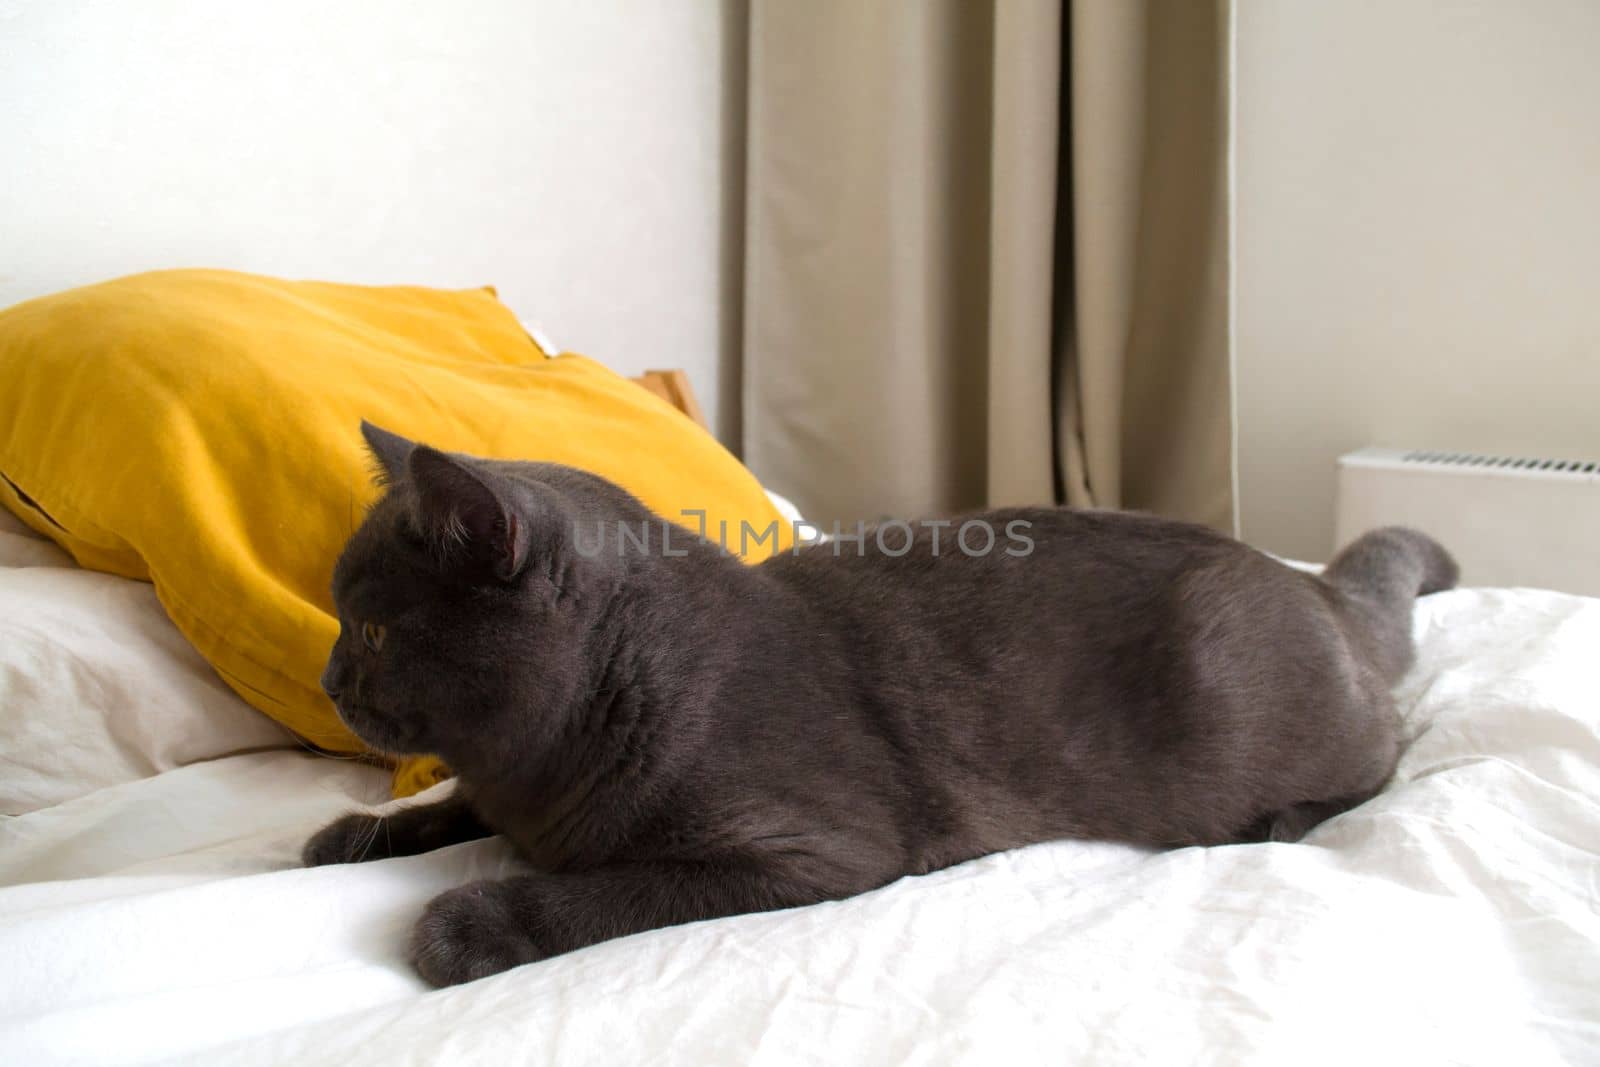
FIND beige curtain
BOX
[742,0,1235,532]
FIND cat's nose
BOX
[320,662,347,701]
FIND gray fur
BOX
[305,424,1457,986]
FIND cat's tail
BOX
[1322,526,1459,684]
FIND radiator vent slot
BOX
[1400,450,1600,475]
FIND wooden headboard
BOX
[630,369,708,431]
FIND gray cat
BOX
[303,422,1457,987]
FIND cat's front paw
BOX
[410,880,547,987]
[301,812,384,867]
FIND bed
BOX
[2,412,1597,1065]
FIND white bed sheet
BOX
[1,507,1597,1065]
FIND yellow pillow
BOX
[0,269,790,796]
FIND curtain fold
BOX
[986,0,1063,509]
[744,0,1235,532]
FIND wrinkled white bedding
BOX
[1,506,1597,1065]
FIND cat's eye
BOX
[361,621,386,653]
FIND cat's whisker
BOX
[286,731,365,761]
[358,815,387,861]
[348,812,377,862]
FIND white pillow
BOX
[0,517,292,815]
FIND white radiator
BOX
[1335,447,1600,597]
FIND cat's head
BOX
[319,422,614,762]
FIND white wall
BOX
[0,0,745,440]
[1237,0,1600,561]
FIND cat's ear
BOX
[406,445,531,581]
[360,421,415,486]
